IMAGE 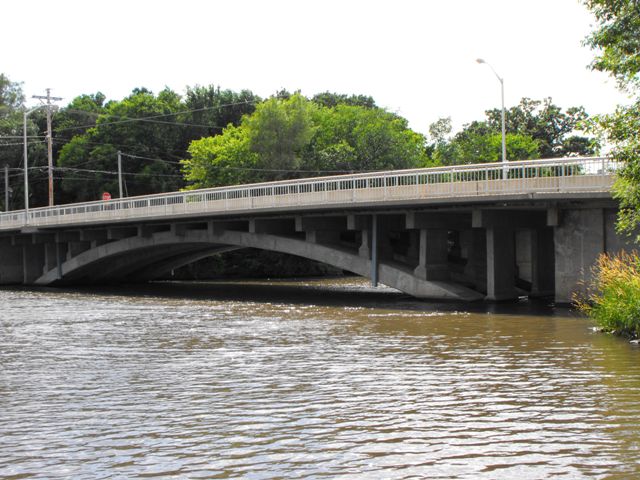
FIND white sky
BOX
[2,0,631,137]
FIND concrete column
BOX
[305,230,339,244]
[531,228,555,297]
[0,239,24,284]
[465,229,487,294]
[22,244,45,284]
[376,216,396,260]
[44,243,64,279]
[515,229,533,285]
[486,227,517,301]
[406,230,420,264]
[359,229,371,258]
[413,229,449,280]
[66,242,91,261]
[371,215,379,287]
[44,243,58,273]
[554,208,605,304]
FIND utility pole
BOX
[32,89,62,207]
[117,151,124,198]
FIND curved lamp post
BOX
[476,58,507,173]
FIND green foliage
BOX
[308,104,429,172]
[575,251,640,338]
[583,0,640,241]
[183,125,258,189]
[183,85,259,139]
[245,94,318,177]
[0,73,46,210]
[0,73,25,114]
[584,0,640,91]
[485,97,594,158]
[595,101,640,241]
[311,92,377,109]
[55,85,259,202]
[182,94,430,188]
[428,97,595,166]
[57,87,187,201]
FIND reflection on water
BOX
[1,278,639,479]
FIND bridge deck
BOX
[0,156,616,231]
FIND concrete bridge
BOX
[0,156,631,303]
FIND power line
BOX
[0,135,46,139]
[120,152,182,165]
[60,110,226,130]
[0,140,47,147]
[55,99,258,133]
[55,166,184,178]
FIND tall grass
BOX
[574,251,640,338]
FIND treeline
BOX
[0,73,598,210]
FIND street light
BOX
[23,105,46,224]
[476,58,507,173]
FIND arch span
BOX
[35,227,483,301]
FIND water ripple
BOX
[1,283,639,479]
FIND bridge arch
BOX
[35,227,483,301]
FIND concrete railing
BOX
[0,156,617,230]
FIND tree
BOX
[183,125,258,189]
[182,85,259,139]
[485,97,595,158]
[182,93,430,188]
[57,87,188,201]
[0,73,46,210]
[584,0,640,91]
[431,129,540,166]
[0,74,25,114]
[245,93,318,178]
[305,104,430,173]
[312,92,377,109]
[428,97,597,166]
[583,0,640,241]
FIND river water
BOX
[1,278,639,479]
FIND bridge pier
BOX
[413,228,449,281]
[530,228,555,297]
[485,227,517,301]
[0,238,24,284]
[22,244,45,284]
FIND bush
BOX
[575,251,640,338]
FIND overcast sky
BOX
[2,0,631,136]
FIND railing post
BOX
[450,168,454,194]
[484,168,488,193]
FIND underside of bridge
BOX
[0,204,631,303]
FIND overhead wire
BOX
[55,99,258,133]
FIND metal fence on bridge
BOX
[0,156,618,230]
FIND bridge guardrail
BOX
[0,156,618,230]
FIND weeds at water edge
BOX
[574,251,640,340]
